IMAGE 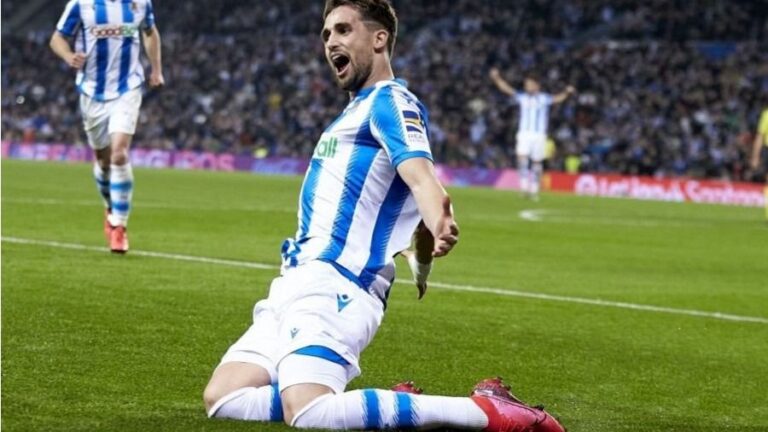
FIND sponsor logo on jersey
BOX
[314,134,339,159]
[91,24,138,39]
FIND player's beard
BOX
[335,56,373,93]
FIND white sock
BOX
[208,384,283,422]
[93,164,111,209]
[531,161,543,195]
[292,389,488,430]
[518,159,529,193]
[109,163,133,227]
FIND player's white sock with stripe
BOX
[93,163,111,209]
[292,389,488,430]
[531,161,543,195]
[518,159,529,193]
[208,384,283,421]
[108,163,133,227]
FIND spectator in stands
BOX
[2,0,767,182]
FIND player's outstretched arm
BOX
[552,86,576,104]
[142,26,165,88]
[397,158,459,258]
[489,67,517,97]
[49,31,84,69]
[752,131,765,169]
[752,111,768,169]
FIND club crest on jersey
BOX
[313,134,338,159]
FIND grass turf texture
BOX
[2,159,767,432]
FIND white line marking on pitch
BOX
[519,209,548,222]
[516,208,711,228]
[3,236,767,325]
[3,197,295,213]
[1,236,277,270]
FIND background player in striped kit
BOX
[50,0,164,253]
[202,1,564,431]
[489,68,575,200]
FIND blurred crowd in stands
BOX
[2,0,767,181]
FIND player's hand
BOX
[68,52,86,69]
[400,249,430,299]
[489,67,500,80]
[148,71,165,88]
[432,196,459,258]
[566,85,576,94]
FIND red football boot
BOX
[391,381,424,394]
[470,377,565,432]
[110,225,129,254]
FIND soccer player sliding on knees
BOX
[203,1,565,431]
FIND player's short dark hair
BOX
[323,0,398,56]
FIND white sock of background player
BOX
[108,163,133,226]
[531,161,543,196]
[518,157,529,193]
[93,163,111,209]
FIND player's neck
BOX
[351,61,394,98]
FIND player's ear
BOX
[372,29,389,54]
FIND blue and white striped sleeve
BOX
[512,91,525,104]
[56,0,81,37]
[369,85,433,168]
[543,93,553,106]
[142,0,156,30]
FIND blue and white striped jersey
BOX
[282,79,432,303]
[514,92,553,134]
[56,0,156,102]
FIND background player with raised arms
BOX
[489,68,575,200]
[50,0,164,253]
[203,0,565,431]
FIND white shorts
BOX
[516,132,547,161]
[219,261,385,394]
[79,87,143,150]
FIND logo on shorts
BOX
[337,294,353,312]
[290,328,300,339]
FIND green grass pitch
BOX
[2,159,767,431]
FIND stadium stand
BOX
[2,0,767,181]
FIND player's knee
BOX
[202,380,226,413]
[280,384,333,426]
[110,150,129,166]
[109,136,131,165]
[280,393,303,426]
